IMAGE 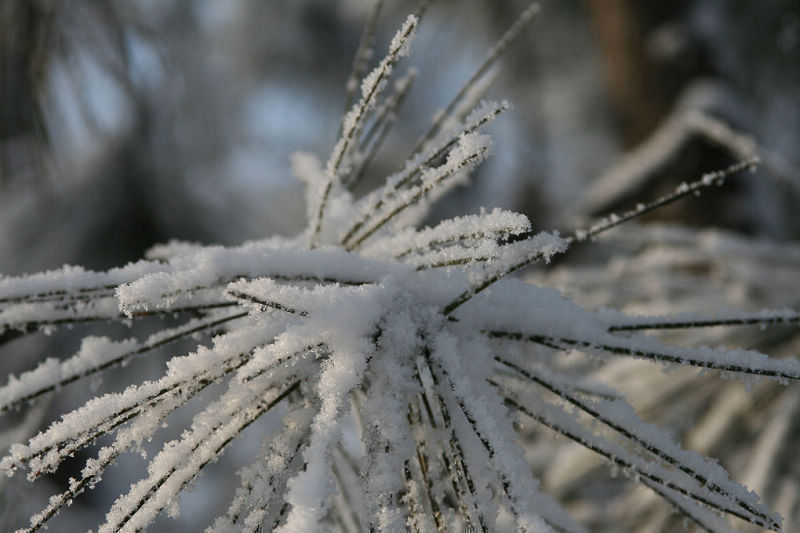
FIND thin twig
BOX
[487,330,800,381]
[570,158,759,243]
[409,2,540,156]
[607,310,800,332]
[339,0,385,135]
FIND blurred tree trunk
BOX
[585,0,705,146]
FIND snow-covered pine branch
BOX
[1,4,798,533]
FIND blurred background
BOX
[2,0,799,276]
[1,0,799,530]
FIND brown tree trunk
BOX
[585,0,689,146]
